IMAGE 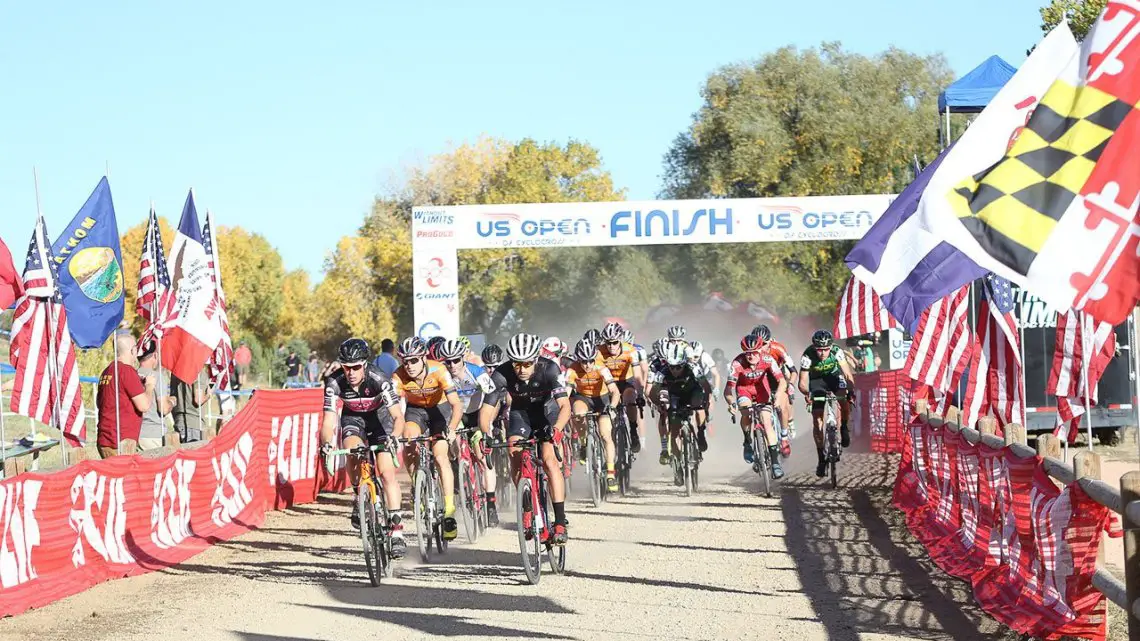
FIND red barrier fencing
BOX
[0,389,343,617]
[852,370,915,453]
[893,414,1110,641]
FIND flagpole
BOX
[112,334,122,455]
[1081,315,1094,451]
[33,168,71,466]
[148,202,169,445]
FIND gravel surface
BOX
[0,422,1014,641]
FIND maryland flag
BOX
[947,1,1140,327]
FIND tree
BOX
[214,226,286,348]
[276,269,317,345]
[1040,0,1105,40]
[658,42,952,315]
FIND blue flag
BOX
[51,176,125,348]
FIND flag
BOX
[135,206,171,324]
[903,285,974,407]
[158,190,223,384]
[961,274,1024,431]
[8,216,87,445]
[49,177,124,348]
[943,4,1140,327]
[833,275,900,340]
[848,24,1078,332]
[1047,309,1117,443]
[201,210,232,395]
[0,236,23,310]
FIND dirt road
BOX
[0,429,1009,641]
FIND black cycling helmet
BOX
[337,338,371,364]
[583,328,603,347]
[812,329,834,349]
[751,324,771,342]
[573,338,598,362]
[481,343,506,368]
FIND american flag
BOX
[904,284,974,409]
[961,274,1024,432]
[834,275,900,339]
[8,216,86,445]
[202,211,232,392]
[135,207,170,322]
[1047,309,1117,443]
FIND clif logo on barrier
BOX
[609,208,732,238]
[757,207,874,230]
[476,212,590,238]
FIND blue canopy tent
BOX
[938,55,1017,146]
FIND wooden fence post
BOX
[1037,433,1062,460]
[1120,470,1140,640]
[1003,423,1027,447]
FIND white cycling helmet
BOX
[666,325,687,340]
[688,340,704,357]
[663,341,689,366]
[573,338,598,363]
[507,333,542,362]
[541,336,564,356]
[652,338,665,357]
[600,322,625,342]
[437,338,467,361]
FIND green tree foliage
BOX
[657,43,953,316]
[1040,0,1105,40]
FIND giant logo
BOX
[757,205,874,231]
[609,208,732,238]
[476,212,590,238]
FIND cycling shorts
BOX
[663,386,706,419]
[461,410,480,430]
[405,403,453,436]
[615,379,641,397]
[571,393,610,415]
[736,385,776,406]
[340,413,394,447]
[809,374,848,411]
[507,398,562,442]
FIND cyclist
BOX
[459,336,483,366]
[687,340,719,450]
[392,336,465,541]
[797,329,856,478]
[583,328,603,348]
[318,338,408,558]
[752,324,798,443]
[566,338,622,492]
[626,329,651,387]
[725,334,787,480]
[425,335,446,361]
[599,322,644,453]
[647,341,710,485]
[496,333,572,545]
[647,338,670,463]
[438,338,503,527]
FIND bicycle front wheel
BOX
[413,469,432,562]
[586,432,601,508]
[458,458,478,543]
[682,430,693,498]
[433,473,448,553]
[755,429,772,498]
[357,484,381,586]
[516,477,542,585]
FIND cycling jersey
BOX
[323,364,400,443]
[690,351,717,384]
[450,362,498,415]
[768,340,796,372]
[726,353,784,404]
[393,360,456,408]
[566,362,615,398]
[496,357,568,440]
[649,362,706,412]
[599,342,640,381]
[800,346,844,379]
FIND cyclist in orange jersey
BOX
[566,338,622,492]
[598,322,645,454]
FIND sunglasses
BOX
[403,357,423,365]
[444,358,464,365]
[513,360,536,368]
[604,340,621,346]
[343,363,365,372]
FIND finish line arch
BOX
[411,194,895,338]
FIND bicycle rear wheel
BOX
[755,429,772,498]
[516,477,542,585]
[682,430,693,497]
[357,484,382,586]
[412,469,432,562]
[458,458,478,543]
[586,431,601,508]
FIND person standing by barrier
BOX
[136,340,175,452]
[373,338,399,378]
[170,370,207,443]
[284,348,302,387]
[233,341,252,388]
[305,351,320,384]
[96,335,150,458]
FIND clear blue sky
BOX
[0,1,1046,277]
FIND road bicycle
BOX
[579,410,608,507]
[489,414,513,513]
[813,391,842,489]
[732,403,777,498]
[488,436,566,585]
[666,405,702,497]
[611,399,642,497]
[454,426,489,542]
[405,433,448,561]
[325,441,399,585]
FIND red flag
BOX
[0,236,23,310]
[1047,310,1116,443]
[834,275,900,339]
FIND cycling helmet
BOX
[812,329,834,349]
[688,340,704,356]
[573,338,597,362]
[583,328,602,347]
[425,335,446,359]
[666,325,686,340]
[600,322,624,342]
[337,338,371,365]
[751,324,771,342]
[437,338,467,361]
[481,343,506,368]
[458,336,472,351]
[712,348,726,362]
[652,338,665,357]
[622,328,634,343]
[398,336,428,359]
[541,336,564,357]
[740,334,763,353]
[506,333,542,362]
[663,341,689,366]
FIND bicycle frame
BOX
[328,441,398,585]
[487,436,565,584]
[403,434,448,559]
[812,392,841,488]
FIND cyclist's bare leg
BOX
[376,448,401,510]
[431,436,453,499]
[738,397,753,443]
[758,406,777,448]
[621,385,639,439]
[668,417,684,457]
[540,440,566,502]
[342,434,366,486]
[811,407,826,448]
[777,392,793,438]
[508,435,525,485]
[402,422,424,479]
[571,399,589,450]
[599,413,615,470]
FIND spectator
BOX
[96,335,150,458]
[136,340,176,452]
[233,341,252,386]
[284,347,302,387]
[305,351,320,383]
[373,338,399,377]
[170,369,208,443]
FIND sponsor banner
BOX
[410,195,895,250]
[410,235,459,339]
[0,389,346,617]
[887,328,913,370]
[894,417,1109,641]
